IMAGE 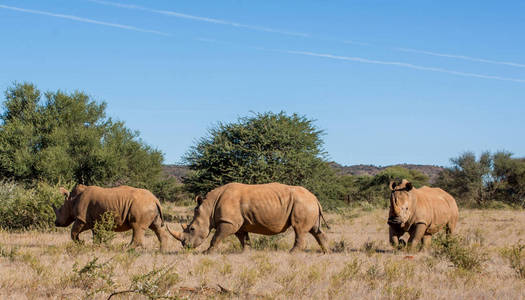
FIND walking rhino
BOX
[167,182,330,253]
[387,179,459,251]
[53,184,170,251]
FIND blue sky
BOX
[1,1,524,166]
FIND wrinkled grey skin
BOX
[387,179,459,251]
[167,183,330,254]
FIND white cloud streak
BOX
[278,50,525,83]
[89,1,525,69]
[2,4,524,84]
[0,4,170,36]
[395,47,525,68]
[88,0,309,37]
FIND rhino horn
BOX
[166,224,184,241]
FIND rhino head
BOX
[387,179,414,228]
[167,195,213,248]
[53,184,86,227]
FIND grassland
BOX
[1,204,525,299]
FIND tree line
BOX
[0,82,523,230]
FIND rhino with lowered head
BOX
[387,179,459,251]
[53,184,170,251]
[167,182,330,253]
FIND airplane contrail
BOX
[88,0,308,37]
[395,47,525,68]
[2,4,524,84]
[89,0,525,69]
[278,50,525,83]
[0,4,171,36]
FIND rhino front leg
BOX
[205,222,238,254]
[407,223,427,252]
[389,226,400,248]
[235,231,249,251]
[71,219,86,242]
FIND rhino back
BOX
[216,183,296,234]
[74,186,152,227]
[413,187,458,233]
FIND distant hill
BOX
[162,165,189,183]
[163,163,445,183]
[329,162,444,183]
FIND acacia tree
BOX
[0,82,163,188]
[435,151,492,206]
[183,112,343,207]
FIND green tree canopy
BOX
[0,82,163,188]
[183,111,343,207]
[436,151,492,206]
[340,166,430,207]
[436,151,525,207]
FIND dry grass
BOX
[1,204,525,299]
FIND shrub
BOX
[71,257,115,296]
[432,233,486,271]
[108,266,180,299]
[251,235,288,251]
[0,181,63,230]
[500,241,525,279]
[92,211,117,246]
[183,111,346,208]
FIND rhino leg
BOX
[130,223,146,248]
[149,218,169,252]
[71,219,86,242]
[234,231,250,250]
[389,226,400,248]
[309,229,330,254]
[422,234,432,250]
[206,222,239,254]
[290,228,307,253]
[407,223,427,252]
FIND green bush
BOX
[340,166,429,208]
[0,82,164,191]
[183,111,346,208]
[432,233,486,271]
[0,181,63,230]
[500,241,525,279]
[92,211,117,246]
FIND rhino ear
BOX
[389,181,397,191]
[59,187,69,199]
[405,181,413,191]
[195,195,203,206]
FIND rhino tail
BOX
[155,202,165,227]
[317,200,330,231]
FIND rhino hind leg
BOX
[422,234,432,250]
[290,228,307,253]
[130,223,146,248]
[309,228,330,254]
[205,222,239,254]
[149,218,169,252]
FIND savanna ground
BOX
[1,203,525,299]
